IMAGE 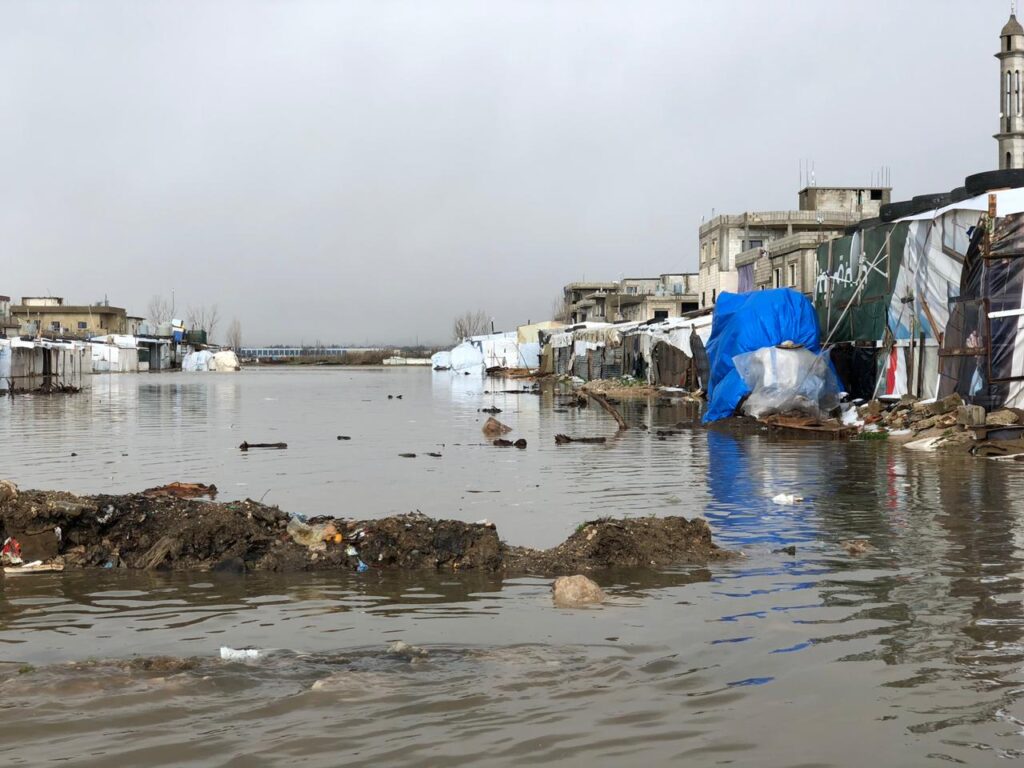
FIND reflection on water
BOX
[3,368,1024,765]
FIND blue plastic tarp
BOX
[703,289,823,423]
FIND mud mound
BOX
[506,516,727,573]
[0,487,729,575]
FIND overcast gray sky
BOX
[0,1,1008,345]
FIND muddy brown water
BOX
[3,367,1024,766]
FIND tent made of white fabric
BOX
[212,350,241,371]
[182,349,215,371]
[449,342,484,373]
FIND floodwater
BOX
[3,368,1024,766]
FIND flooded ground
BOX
[3,368,1024,766]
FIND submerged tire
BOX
[965,169,1024,196]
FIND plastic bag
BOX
[732,346,840,420]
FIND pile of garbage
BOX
[0,483,731,575]
[856,393,1024,454]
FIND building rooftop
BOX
[12,303,126,314]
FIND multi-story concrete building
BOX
[697,185,890,307]
[997,12,1024,169]
[13,297,128,336]
[564,274,698,324]
[0,295,18,337]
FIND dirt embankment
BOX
[0,487,730,575]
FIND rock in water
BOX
[482,417,512,437]
[0,480,17,505]
[552,574,606,607]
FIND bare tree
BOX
[551,294,572,324]
[187,304,221,341]
[452,310,490,342]
[225,317,242,350]
[148,295,173,324]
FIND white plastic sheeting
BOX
[1,338,92,391]
[182,349,215,371]
[733,346,840,420]
[212,350,241,371]
[90,341,139,373]
[449,342,484,373]
[0,340,10,385]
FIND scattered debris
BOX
[482,417,513,437]
[1,536,23,565]
[771,493,804,505]
[336,435,351,441]
[142,482,218,500]
[480,407,502,414]
[398,453,417,458]
[0,480,17,505]
[3,561,64,575]
[426,452,442,458]
[583,391,629,430]
[555,434,607,445]
[386,640,428,659]
[220,647,262,661]
[493,439,514,447]
[239,442,288,451]
[842,539,873,556]
[773,545,797,556]
[552,574,606,607]
[514,438,527,449]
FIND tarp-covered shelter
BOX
[814,182,1024,408]
[0,338,92,392]
[89,335,140,373]
[703,289,823,422]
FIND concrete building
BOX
[564,274,698,324]
[0,295,18,337]
[697,185,890,308]
[997,12,1024,169]
[564,281,619,324]
[13,297,128,336]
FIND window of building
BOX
[653,310,669,321]
[701,291,705,307]
[773,267,782,288]
[1016,70,1021,115]
[50,321,60,331]
[1009,151,1014,169]
[746,239,763,251]
[789,263,797,287]
[711,289,716,303]
[77,321,87,330]
[871,189,882,200]
[1008,72,1013,129]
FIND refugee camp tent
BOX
[1,338,91,391]
[182,349,215,371]
[212,350,241,371]
[703,289,823,422]
[449,341,485,374]
[814,181,1024,408]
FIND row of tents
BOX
[431,177,1024,421]
[0,334,241,392]
[432,315,715,388]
